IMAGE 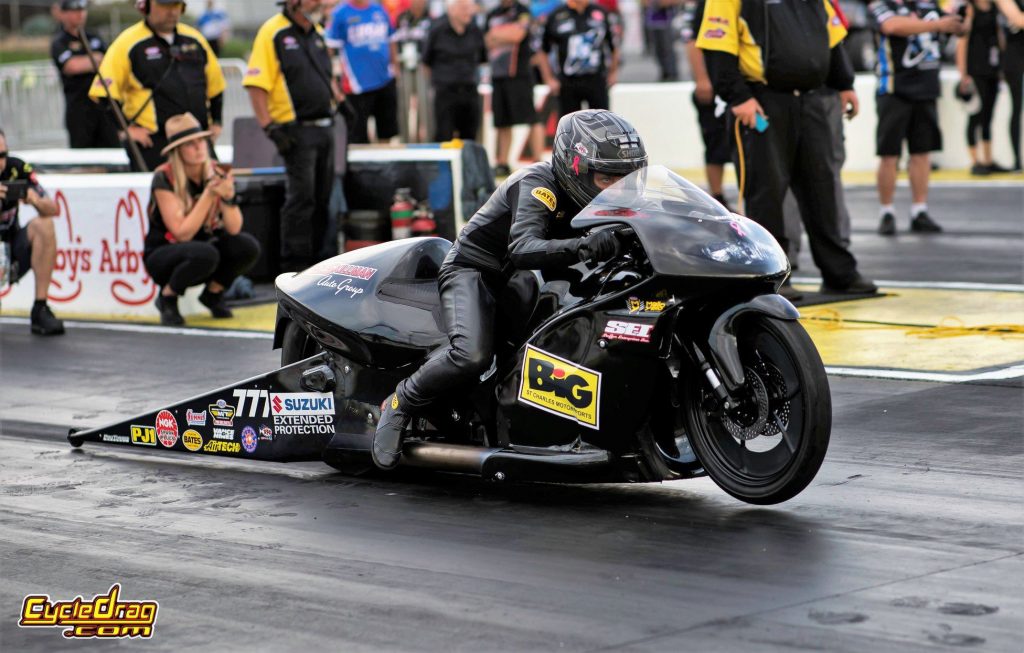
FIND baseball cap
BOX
[60,0,89,9]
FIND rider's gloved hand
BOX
[577,229,621,263]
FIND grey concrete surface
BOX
[0,184,1021,652]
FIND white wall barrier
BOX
[605,71,1019,172]
[486,71,1019,173]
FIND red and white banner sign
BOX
[1,174,159,316]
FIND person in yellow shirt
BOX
[89,0,225,171]
[697,0,875,299]
[245,0,345,271]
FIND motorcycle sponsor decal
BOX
[573,142,588,155]
[203,440,240,454]
[181,429,203,452]
[19,584,158,639]
[209,399,236,427]
[240,426,258,454]
[130,424,157,447]
[259,424,274,441]
[185,409,207,426]
[100,433,130,444]
[316,274,368,299]
[212,428,234,441]
[518,345,601,429]
[233,388,270,417]
[602,320,654,343]
[270,392,335,416]
[531,187,557,211]
[626,297,667,314]
[304,261,377,280]
[155,410,178,448]
[272,414,335,435]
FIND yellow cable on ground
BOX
[799,309,1024,339]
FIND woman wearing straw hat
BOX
[144,113,260,326]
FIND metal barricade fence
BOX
[0,58,254,150]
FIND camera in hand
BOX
[1,180,29,204]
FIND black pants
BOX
[648,25,679,81]
[144,233,261,295]
[281,123,335,270]
[433,83,480,141]
[731,87,858,288]
[559,74,609,116]
[397,259,502,412]
[66,99,120,149]
[1004,48,1023,170]
[966,75,999,146]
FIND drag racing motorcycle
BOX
[70,166,831,505]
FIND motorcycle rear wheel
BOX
[280,319,321,366]
[683,316,830,504]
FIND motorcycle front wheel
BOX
[683,316,831,504]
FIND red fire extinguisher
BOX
[410,201,437,237]
[390,188,414,240]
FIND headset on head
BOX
[135,0,189,15]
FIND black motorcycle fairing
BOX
[706,294,801,390]
[571,166,790,282]
[275,238,452,366]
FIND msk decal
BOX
[626,297,667,314]
[518,345,601,429]
[259,425,274,441]
[531,187,557,211]
[181,429,203,452]
[240,426,258,454]
[603,320,654,343]
[130,424,157,446]
[155,410,178,448]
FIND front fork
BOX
[663,294,801,412]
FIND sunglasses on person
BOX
[0,151,8,159]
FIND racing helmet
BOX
[551,109,648,209]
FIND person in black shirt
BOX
[957,0,1007,175]
[370,109,647,470]
[996,0,1024,171]
[0,129,65,335]
[870,0,964,235]
[89,0,226,171]
[698,0,876,298]
[423,0,486,141]
[245,0,342,272]
[541,0,620,116]
[144,114,260,325]
[50,0,120,148]
[485,0,545,176]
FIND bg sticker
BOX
[531,187,557,211]
[518,345,601,429]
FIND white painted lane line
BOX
[0,317,273,339]
[825,364,1024,383]
[791,278,1024,292]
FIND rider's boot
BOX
[372,393,410,470]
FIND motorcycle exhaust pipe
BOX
[400,441,498,474]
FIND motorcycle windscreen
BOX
[570,165,790,279]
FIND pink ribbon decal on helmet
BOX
[572,154,580,176]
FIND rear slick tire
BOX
[683,316,831,505]
[280,319,320,366]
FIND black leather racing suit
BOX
[397,161,587,411]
